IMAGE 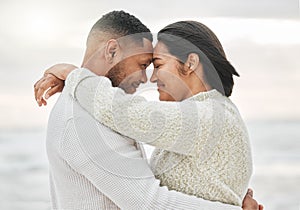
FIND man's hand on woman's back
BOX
[242,189,264,210]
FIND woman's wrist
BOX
[44,63,78,80]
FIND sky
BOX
[0,0,299,129]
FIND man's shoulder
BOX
[51,90,134,144]
[48,90,75,123]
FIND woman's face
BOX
[151,41,190,101]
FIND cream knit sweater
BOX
[66,68,253,207]
[47,84,243,209]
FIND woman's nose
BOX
[150,68,158,83]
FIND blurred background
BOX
[0,0,299,209]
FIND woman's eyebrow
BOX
[152,57,162,62]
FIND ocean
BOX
[0,121,299,210]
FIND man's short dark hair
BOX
[91,10,153,43]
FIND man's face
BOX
[106,39,153,94]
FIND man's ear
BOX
[185,53,200,74]
[105,39,120,64]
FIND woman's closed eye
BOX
[154,64,161,69]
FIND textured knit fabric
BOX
[47,82,243,209]
[65,68,253,207]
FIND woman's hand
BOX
[242,189,264,210]
[44,63,78,80]
[34,63,78,106]
[34,73,64,106]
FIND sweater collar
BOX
[186,89,222,102]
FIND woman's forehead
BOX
[153,41,172,57]
[154,42,168,53]
[153,42,180,62]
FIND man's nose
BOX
[140,70,147,83]
[150,68,158,83]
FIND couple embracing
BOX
[34,10,263,210]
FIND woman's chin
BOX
[158,90,176,101]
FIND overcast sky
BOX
[0,0,299,129]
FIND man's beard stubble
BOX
[105,62,126,88]
[105,61,138,94]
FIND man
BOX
[34,10,261,209]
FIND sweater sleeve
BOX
[60,102,241,210]
[65,68,222,156]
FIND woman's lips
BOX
[157,83,165,91]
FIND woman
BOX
[36,21,252,206]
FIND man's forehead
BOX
[130,38,153,54]
[130,52,153,61]
[123,39,153,60]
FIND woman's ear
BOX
[105,39,120,64]
[185,53,199,73]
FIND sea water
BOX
[0,121,299,210]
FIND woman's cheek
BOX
[158,68,172,82]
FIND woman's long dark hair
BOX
[157,21,239,97]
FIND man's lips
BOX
[132,82,140,89]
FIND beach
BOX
[0,120,299,210]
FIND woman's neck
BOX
[182,73,212,100]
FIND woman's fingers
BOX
[45,83,63,100]
[34,78,49,106]
[34,77,45,102]
[41,97,47,106]
[34,74,64,106]
[36,79,52,104]
[34,64,72,106]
